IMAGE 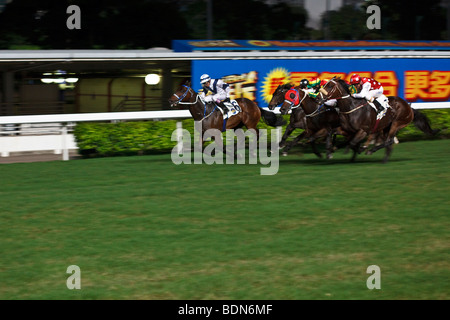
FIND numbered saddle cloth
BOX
[222,100,240,119]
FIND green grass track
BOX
[0,139,448,300]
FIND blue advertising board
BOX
[173,40,450,52]
[192,58,450,106]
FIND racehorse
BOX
[319,77,439,163]
[274,84,342,159]
[168,80,286,154]
[268,83,307,156]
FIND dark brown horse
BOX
[168,81,285,153]
[274,84,342,159]
[319,77,439,162]
[268,84,307,156]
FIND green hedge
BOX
[74,120,194,157]
[73,109,449,157]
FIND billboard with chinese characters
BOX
[191,58,450,107]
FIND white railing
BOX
[0,102,448,161]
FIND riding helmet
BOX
[299,78,309,88]
[308,77,321,89]
[200,74,211,85]
[350,74,361,85]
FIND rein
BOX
[324,78,363,113]
[339,102,369,114]
[287,89,329,118]
[171,85,219,122]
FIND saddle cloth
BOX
[218,100,240,119]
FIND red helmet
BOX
[350,74,361,85]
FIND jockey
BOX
[349,74,386,113]
[307,77,337,107]
[299,78,309,89]
[307,77,322,96]
[199,74,237,117]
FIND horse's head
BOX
[279,87,306,115]
[268,83,293,110]
[168,81,195,107]
[317,77,349,105]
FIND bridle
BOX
[283,88,308,111]
[322,79,370,114]
[322,78,350,101]
[170,84,218,121]
[283,88,330,118]
[170,85,199,106]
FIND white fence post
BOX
[62,124,69,161]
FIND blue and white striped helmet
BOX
[200,74,211,85]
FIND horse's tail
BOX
[412,108,440,136]
[259,107,287,127]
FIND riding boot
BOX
[220,104,229,114]
[373,99,384,113]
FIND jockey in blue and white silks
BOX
[199,74,237,117]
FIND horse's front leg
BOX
[347,129,367,161]
[279,124,294,149]
[283,131,306,155]
[360,133,375,153]
[325,129,334,159]
[309,128,328,159]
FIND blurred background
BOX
[1,0,449,49]
[0,0,449,117]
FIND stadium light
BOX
[145,74,160,85]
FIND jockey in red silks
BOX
[349,74,387,114]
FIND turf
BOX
[0,139,448,300]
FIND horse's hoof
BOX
[327,154,333,159]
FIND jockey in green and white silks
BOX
[307,77,337,107]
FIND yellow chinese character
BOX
[429,71,450,100]
[405,71,429,100]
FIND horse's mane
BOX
[280,83,294,90]
[181,78,191,86]
[333,77,351,95]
